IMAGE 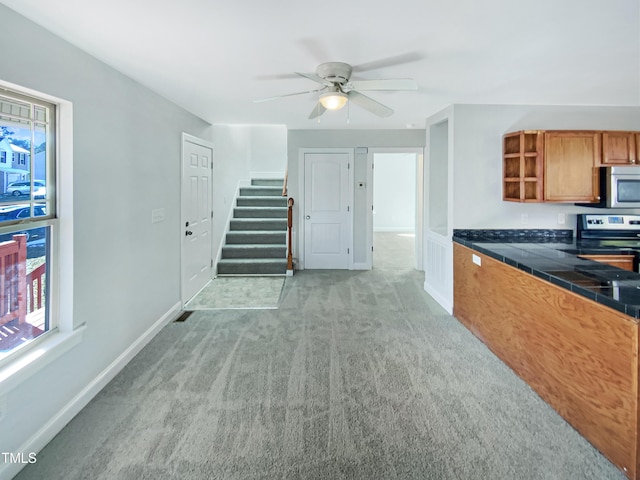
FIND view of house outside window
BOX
[0,89,56,362]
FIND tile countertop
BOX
[452,229,640,320]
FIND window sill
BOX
[0,326,85,393]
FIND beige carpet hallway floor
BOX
[13,233,626,480]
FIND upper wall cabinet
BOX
[502,131,544,202]
[503,130,601,203]
[602,131,637,165]
[543,131,600,202]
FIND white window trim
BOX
[0,80,77,393]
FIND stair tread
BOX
[234,206,287,210]
[227,229,286,233]
[218,258,287,264]
[224,244,285,248]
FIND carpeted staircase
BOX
[217,178,288,275]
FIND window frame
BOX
[0,80,79,391]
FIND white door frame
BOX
[367,147,425,270]
[297,148,354,270]
[180,132,214,305]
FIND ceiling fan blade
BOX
[295,71,332,86]
[347,91,393,117]
[345,79,418,91]
[308,102,327,119]
[254,87,327,103]
[351,52,424,73]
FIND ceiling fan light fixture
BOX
[319,91,348,110]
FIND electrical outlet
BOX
[521,214,529,225]
[557,213,566,225]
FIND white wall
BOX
[373,153,416,232]
[249,125,288,176]
[0,6,211,478]
[287,129,425,267]
[452,104,640,230]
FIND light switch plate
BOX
[151,208,165,224]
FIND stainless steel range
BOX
[577,214,640,246]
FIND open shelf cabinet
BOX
[503,130,544,202]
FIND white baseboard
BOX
[0,301,182,480]
[373,227,415,233]
[424,281,453,315]
[352,262,371,271]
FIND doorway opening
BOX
[370,149,422,271]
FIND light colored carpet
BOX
[14,234,626,480]
[185,277,285,310]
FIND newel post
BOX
[287,197,294,272]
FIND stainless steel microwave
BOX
[579,166,640,208]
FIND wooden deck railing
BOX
[27,262,46,313]
[0,234,27,326]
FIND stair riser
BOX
[218,262,286,275]
[234,208,287,219]
[226,233,286,244]
[251,179,284,187]
[230,220,287,231]
[237,197,287,207]
[222,247,286,259]
[239,187,283,197]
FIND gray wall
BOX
[288,129,425,266]
[0,4,211,468]
[451,104,640,231]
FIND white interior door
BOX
[181,135,213,303]
[304,152,351,269]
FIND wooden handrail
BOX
[282,168,288,197]
[287,197,294,271]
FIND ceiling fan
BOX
[255,61,418,119]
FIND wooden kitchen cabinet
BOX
[502,130,544,202]
[578,253,635,271]
[503,130,600,203]
[453,243,639,479]
[544,131,600,202]
[602,131,637,165]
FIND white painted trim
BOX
[297,148,355,271]
[180,133,214,303]
[0,301,182,480]
[373,227,416,232]
[0,82,77,391]
[0,327,84,394]
[424,280,453,314]
[352,262,369,270]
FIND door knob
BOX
[306,215,311,220]
[185,230,193,236]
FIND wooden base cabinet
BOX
[453,243,639,479]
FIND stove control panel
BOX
[582,214,640,230]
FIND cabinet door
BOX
[602,131,636,165]
[578,254,635,271]
[544,131,600,202]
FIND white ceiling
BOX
[2,0,639,130]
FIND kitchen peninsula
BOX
[453,227,640,480]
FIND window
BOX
[0,88,56,363]
[0,152,5,163]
